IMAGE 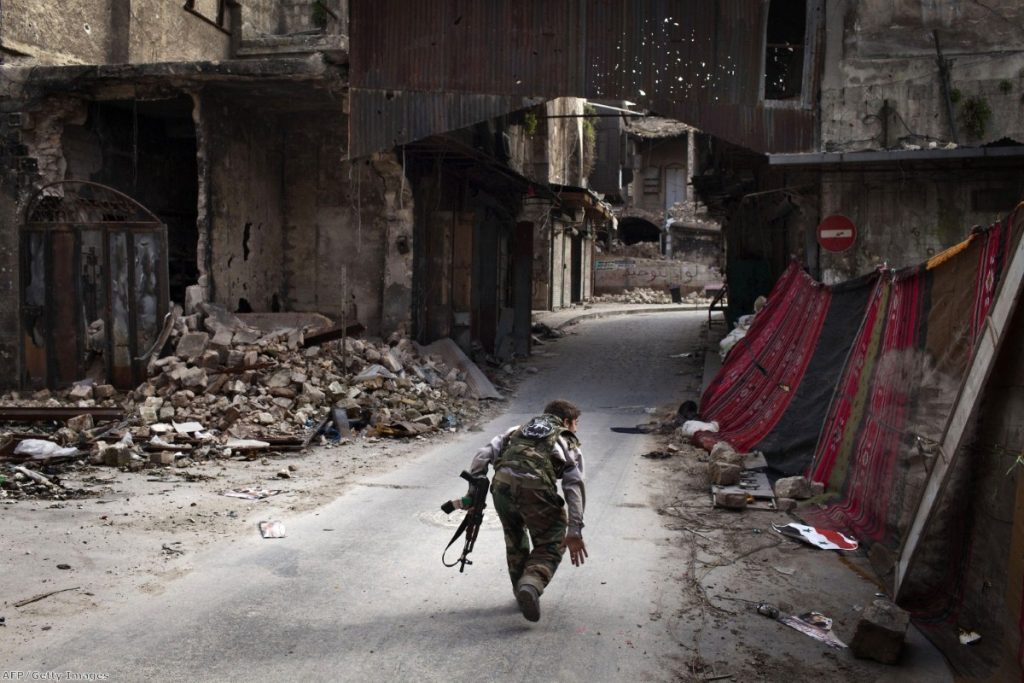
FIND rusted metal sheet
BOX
[20,182,169,390]
[349,0,817,157]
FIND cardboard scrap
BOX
[779,612,847,649]
[258,520,286,538]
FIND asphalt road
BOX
[8,311,703,682]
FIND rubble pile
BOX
[597,240,663,259]
[592,287,673,304]
[1,303,494,490]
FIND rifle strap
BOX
[442,512,475,567]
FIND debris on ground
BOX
[0,303,512,499]
[222,487,283,500]
[592,287,679,305]
[258,520,286,538]
[850,598,909,663]
[772,523,859,551]
[777,611,848,649]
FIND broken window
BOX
[763,0,807,101]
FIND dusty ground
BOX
[2,313,952,682]
[0,396,513,647]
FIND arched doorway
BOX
[21,181,169,389]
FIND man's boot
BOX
[516,584,540,622]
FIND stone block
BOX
[714,491,748,510]
[199,350,221,368]
[710,461,742,486]
[68,383,94,401]
[774,476,812,500]
[710,441,736,461]
[150,451,176,466]
[93,384,116,400]
[184,284,205,315]
[775,497,797,512]
[810,481,826,496]
[177,367,208,389]
[175,331,210,360]
[266,369,293,388]
[850,599,909,664]
[67,414,94,432]
[101,446,130,467]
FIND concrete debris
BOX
[709,461,742,486]
[774,476,812,500]
[1,304,500,496]
[713,491,748,510]
[850,599,909,664]
[592,287,674,305]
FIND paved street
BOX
[7,312,703,682]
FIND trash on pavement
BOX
[223,438,271,451]
[681,420,719,437]
[259,520,286,538]
[778,611,848,649]
[12,439,80,460]
[772,523,859,551]
[959,629,981,645]
[222,487,283,500]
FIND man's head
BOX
[544,399,581,431]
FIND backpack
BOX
[495,414,577,489]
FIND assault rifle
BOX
[441,470,489,572]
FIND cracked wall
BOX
[822,0,1024,151]
[817,168,1024,283]
[2,0,232,65]
[281,113,412,337]
[204,93,286,313]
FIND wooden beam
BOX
[896,219,1024,597]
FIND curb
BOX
[541,304,706,331]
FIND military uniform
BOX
[468,414,586,597]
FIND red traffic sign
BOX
[817,214,856,252]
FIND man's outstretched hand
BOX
[566,536,588,566]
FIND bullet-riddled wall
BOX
[202,100,413,336]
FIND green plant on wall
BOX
[959,96,992,139]
[581,103,598,179]
[949,88,962,104]
[523,111,539,136]
[998,79,1013,94]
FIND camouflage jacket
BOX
[469,416,586,538]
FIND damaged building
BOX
[4,1,1024,677]
[589,111,723,297]
[0,0,611,392]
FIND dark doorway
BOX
[63,96,199,304]
[619,217,661,245]
[570,234,583,304]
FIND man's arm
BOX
[559,441,586,536]
[467,428,516,476]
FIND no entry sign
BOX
[817,214,856,252]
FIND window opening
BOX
[764,0,807,100]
